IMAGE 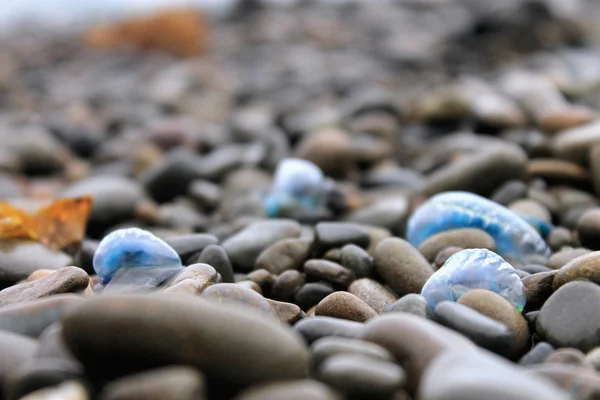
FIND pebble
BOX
[99,366,206,400]
[4,358,83,400]
[522,270,557,311]
[163,234,219,265]
[417,146,528,198]
[419,350,570,400]
[0,330,38,385]
[373,238,433,297]
[519,342,555,366]
[266,299,303,324]
[190,245,235,283]
[314,222,370,253]
[294,127,355,179]
[417,228,496,262]
[187,179,222,211]
[315,292,378,322]
[348,279,397,314]
[201,283,273,317]
[524,363,600,399]
[233,380,342,400]
[293,317,365,344]
[362,313,476,394]
[93,228,182,285]
[294,282,335,310]
[344,197,409,233]
[421,249,527,312]
[591,143,600,197]
[433,246,464,269]
[316,353,406,399]
[547,226,573,250]
[339,244,373,278]
[457,289,529,353]
[254,238,312,275]
[271,270,304,303]
[164,263,219,289]
[304,260,355,288]
[490,180,528,206]
[385,294,430,318]
[577,208,600,250]
[222,219,302,271]
[553,250,600,290]
[61,175,144,236]
[310,337,394,369]
[545,348,594,369]
[588,347,600,371]
[407,192,551,265]
[548,247,592,269]
[62,294,310,384]
[538,281,600,352]
[0,295,84,338]
[552,120,600,164]
[433,301,520,358]
[0,267,89,307]
[0,242,72,288]
[19,381,89,400]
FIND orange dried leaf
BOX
[35,196,94,251]
[84,9,211,58]
[0,202,38,241]
[0,196,93,251]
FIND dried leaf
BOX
[84,9,211,58]
[0,196,93,251]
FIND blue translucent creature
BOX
[93,227,182,285]
[264,158,327,218]
[421,248,526,312]
[406,191,551,265]
[521,216,554,238]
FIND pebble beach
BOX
[3,0,600,399]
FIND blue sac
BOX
[264,158,326,218]
[93,227,182,285]
[406,191,551,265]
[421,248,527,312]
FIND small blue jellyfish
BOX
[421,248,526,312]
[264,158,327,218]
[406,191,551,265]
[93,227,182,285]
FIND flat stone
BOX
[433,301,519,358]
[418,229,495,262]
[255,238,312,275]
[548,247,592,269]
[310,337,395,368]
[553,251,600,290]
[373,238,433,297]
[62,294,310,385]
[385,294,429,318]
[201,283,273,317]
[99,366,206,400]
[420,350,570,400]
[0,295,84,338]
[316,353,406,399]
[233,380,342,400]
[315,292,378,322]
[315,222,370,253]
[222,220,302,271]
[293,317,365,344]
[0,268,90,307]
[0,242,72,288]
[304,260,355,288]
[348,279,397,313]
[538,281,600,352]
[362,313,475,394]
